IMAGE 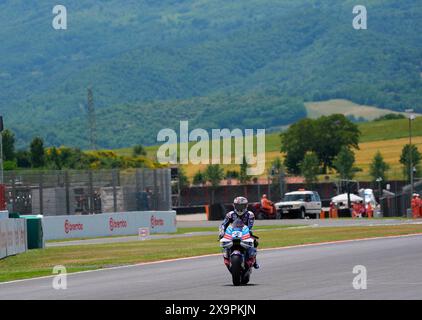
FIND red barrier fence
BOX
[0,184,5,210]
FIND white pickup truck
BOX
[275,190,322,219]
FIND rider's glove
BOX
[218,230,225,240]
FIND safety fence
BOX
[179,181,407,208]
[0,218,27,259]
[2,169,171,216]
[380,192,412,217]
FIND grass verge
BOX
[2,224,422,283]
[46,225,301,243]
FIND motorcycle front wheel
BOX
[230,255,242,286]
[241,273,250,285]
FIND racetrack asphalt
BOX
[2,234,422,299]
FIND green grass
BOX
[2,224,422,282]
[359,116,422,143]
[46,225,302,243]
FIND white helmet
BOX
[233,196,248,216]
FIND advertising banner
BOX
[0,220,6,259]
[0,218,27,259]
[0,211,8,220]
[43,211,177,240]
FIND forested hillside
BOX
[0,0,421,148]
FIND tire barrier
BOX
[0,218,27,260]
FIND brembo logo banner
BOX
[109,218,128,231]
[64,220,84,234]
[150,215,164,229]
[43,211,176,240]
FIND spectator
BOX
[412,193,419,219]
[260,194,275,216]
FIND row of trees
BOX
[300,144,421,187]
[189,157,283,188]
[1,129,154,170]
[282,114,422,186]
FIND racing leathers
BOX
[219,210,255,235]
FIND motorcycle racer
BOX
[219,196,260,269]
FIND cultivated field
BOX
[110,101,422,180]
[305,99,404,121]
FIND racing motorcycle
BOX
[220,219,256,286]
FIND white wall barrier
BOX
[0,221,6,259]
[0,211,8,220]
[0,218,28,259]
[42,211,177,241]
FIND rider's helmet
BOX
[262,194,267,199]
[233,196,248,216]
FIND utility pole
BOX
[87,88,97,150]
[406,109,415,205]
[376,177,383,201]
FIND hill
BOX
[1,0,422,148]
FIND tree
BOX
[225,170,239,179]
[333,146,357,180]
[15,150,31,168]
[239,156,251,184]
[2,129,15,161]
[268,156,286,195]
[30,137,45,168]
[269,157,284,175]
[205,164,224,188]
[281,115,360,174]
[281,118,315,174]
[313,115,360,173]
[133,144,147,157]
[46,147,62,169]
[374,114,405,121]
[204,164,224,204]
[369,151,390,182]
[300,152,320,187]
[177,167,190,189]
[193,170,206,186]
[400,144,422,182]
[3,161,17,170]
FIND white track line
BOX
[2,232,422,285]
